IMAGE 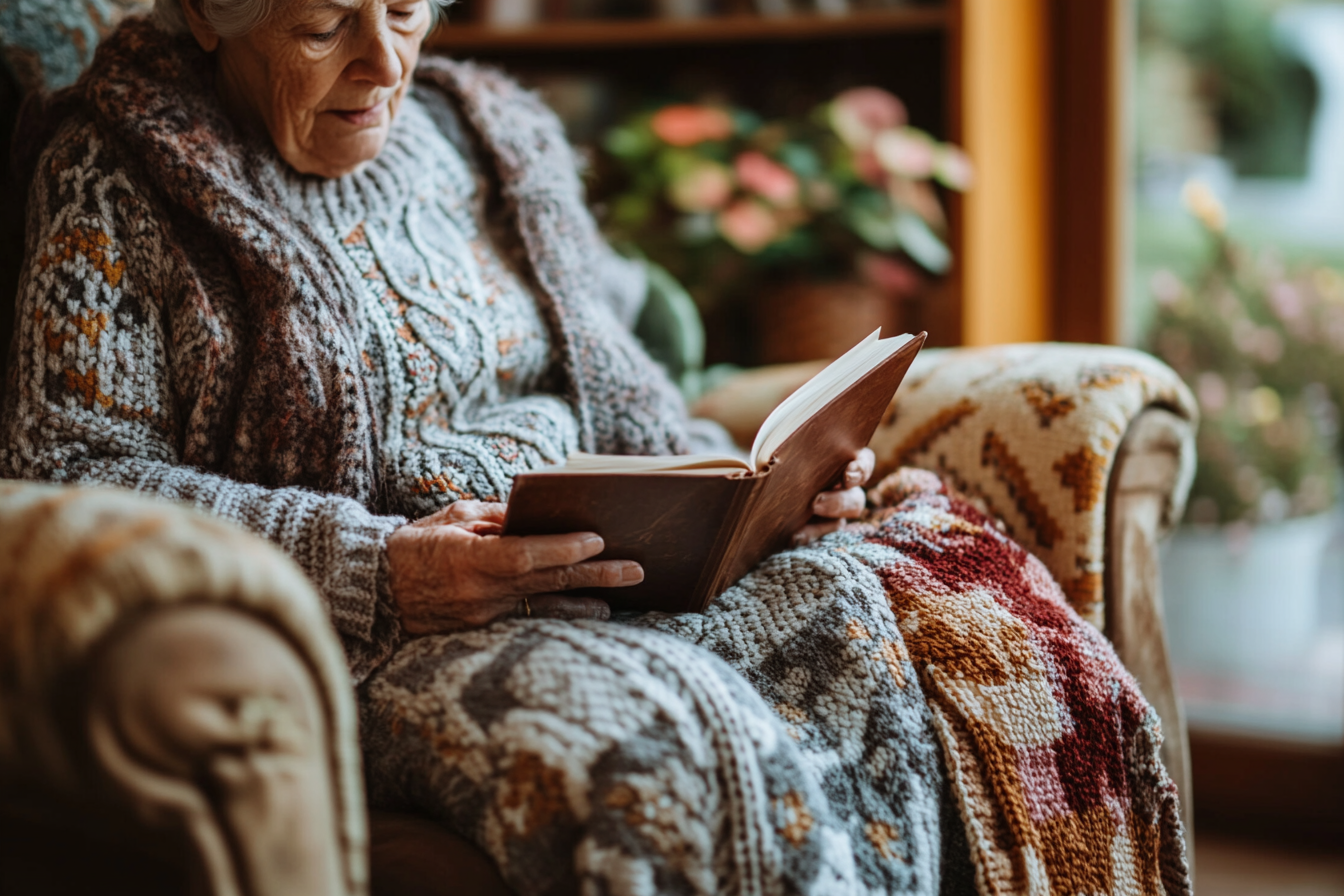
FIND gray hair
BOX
[154,0,452,38]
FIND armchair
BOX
[0,341,1197,896]
[694,342,1199,842]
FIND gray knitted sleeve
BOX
[0,124,405,682]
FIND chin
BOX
[292,129,391,179]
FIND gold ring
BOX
[523,596,532,618]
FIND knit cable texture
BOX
[0,18,713,680]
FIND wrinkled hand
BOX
[793,447,876,546]
[386,501,643,635]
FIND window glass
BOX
[1132,0,1344,744]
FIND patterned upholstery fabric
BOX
[869,343,1198,629]
[0,0,151,92]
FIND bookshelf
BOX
[427,8,951,52]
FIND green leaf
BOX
[845,203,902,252]
[604,125,655,160]
[732,109,763,135]
[779,143,823,179]
[894,211,952,274]
[610,194,653,228]
[656,148,704,181]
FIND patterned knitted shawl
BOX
[15,18,692,504]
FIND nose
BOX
[349,20,402,89]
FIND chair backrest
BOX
[0,0,152,94]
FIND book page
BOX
[526,453,753,475]
[749,330,915,469]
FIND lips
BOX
[330,99,388,127]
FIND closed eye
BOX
[309,18,346,41]
[387,4,421,25]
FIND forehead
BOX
[287,0,392,15]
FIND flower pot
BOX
[1160,513,1334,674]
[753,278,903,365]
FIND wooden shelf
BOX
[426,8,949,52]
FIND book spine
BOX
[687,476,761,611]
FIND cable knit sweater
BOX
[0,20,728,681]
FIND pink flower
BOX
[1150,269,1184,307]
[1196,372,1228,414]
[857,252,921,297]
[733,151,799,206]
[1269,282,1304,323]
[717,200,779,254]
[874,128,936,179]
[667,161,734,212]
[934,145,974,190]
[888,179,946,230]
[829,87,907,150]
[852,149,885,186]
[650,105,735,147]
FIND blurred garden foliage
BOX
[1146,185,1344,526]
[1137,0,1319,178]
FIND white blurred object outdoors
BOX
[1140,3,1344,250]
[1231,4,1344,245]
[1162,508,1344,743]
[1164,515,1331,672]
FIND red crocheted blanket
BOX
[856,469,1190,896]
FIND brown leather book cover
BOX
[503,332,926,613]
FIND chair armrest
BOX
[0,481,368,896]
[1105,407,1196,848]
[867,343,1198,628]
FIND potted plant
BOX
[1147,181,1344,675]
[600,88,971,364]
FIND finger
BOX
[522,596,612,621]
[812,485,866,519]
[516,559,643,593]
[449,500,508,524]
[856,447,876,483]
[407,500,508,530]
[482,532,604,575]
[792,519,844,546]
[458,519,504,536]
[842,448,877,488]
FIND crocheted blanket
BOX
[858,469,1189,896]
[361,467,1188,896]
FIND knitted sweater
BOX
[0,19,726,681]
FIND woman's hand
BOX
[794,447,876,546]
[386,501,643,636]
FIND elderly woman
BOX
[1,0,1199,892]
[0,0,955,892]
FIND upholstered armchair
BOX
[0,344,1197,896]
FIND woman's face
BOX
[185,0,432,177]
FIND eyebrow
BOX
[301,0,360,11]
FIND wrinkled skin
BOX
[385,449,875,633]
[182,0,431,176]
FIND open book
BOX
[503,329,927,612]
